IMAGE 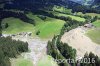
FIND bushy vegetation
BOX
[0,37,28,66]
[80,52,100,66]
[54,13,85,22]
[0,10,35,25]
[47,36,70,66]
[68,2,100,14]
[47,35,76,66]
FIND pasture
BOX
[87,28,100,44]
[2,17,35,34]
[93,20,100,27]
[2,15,65,38]
[77,12,100,18]
[54,13,85,22]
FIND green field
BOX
[93,20,100,27]
[2,14,65,38]
[87,28,100,44]
[27,13,65,38]
[37,55,58,66]
[26,13,44,24]
[53,6,72,14]
[2,17,35,34]
[87,20,100,44]
[35,18,65,38]
[11,58,33,66]
[77,12,100,18]
[52,12,85,22]
[52,6,85,22]
[2,11,85,38]
[56,13,85,22]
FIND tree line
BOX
[80,52,100,66]
[47,33,77,66]
[0,9,35,35]
[0,36,28,66]
[47,13,100,66]
[0,9,35,25]
[47,34,100,66]
[31,9,98,24]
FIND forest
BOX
[0,37,28,66]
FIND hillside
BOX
[70,0,94,5]
[0,0,100,66]
[61,27,100,57]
